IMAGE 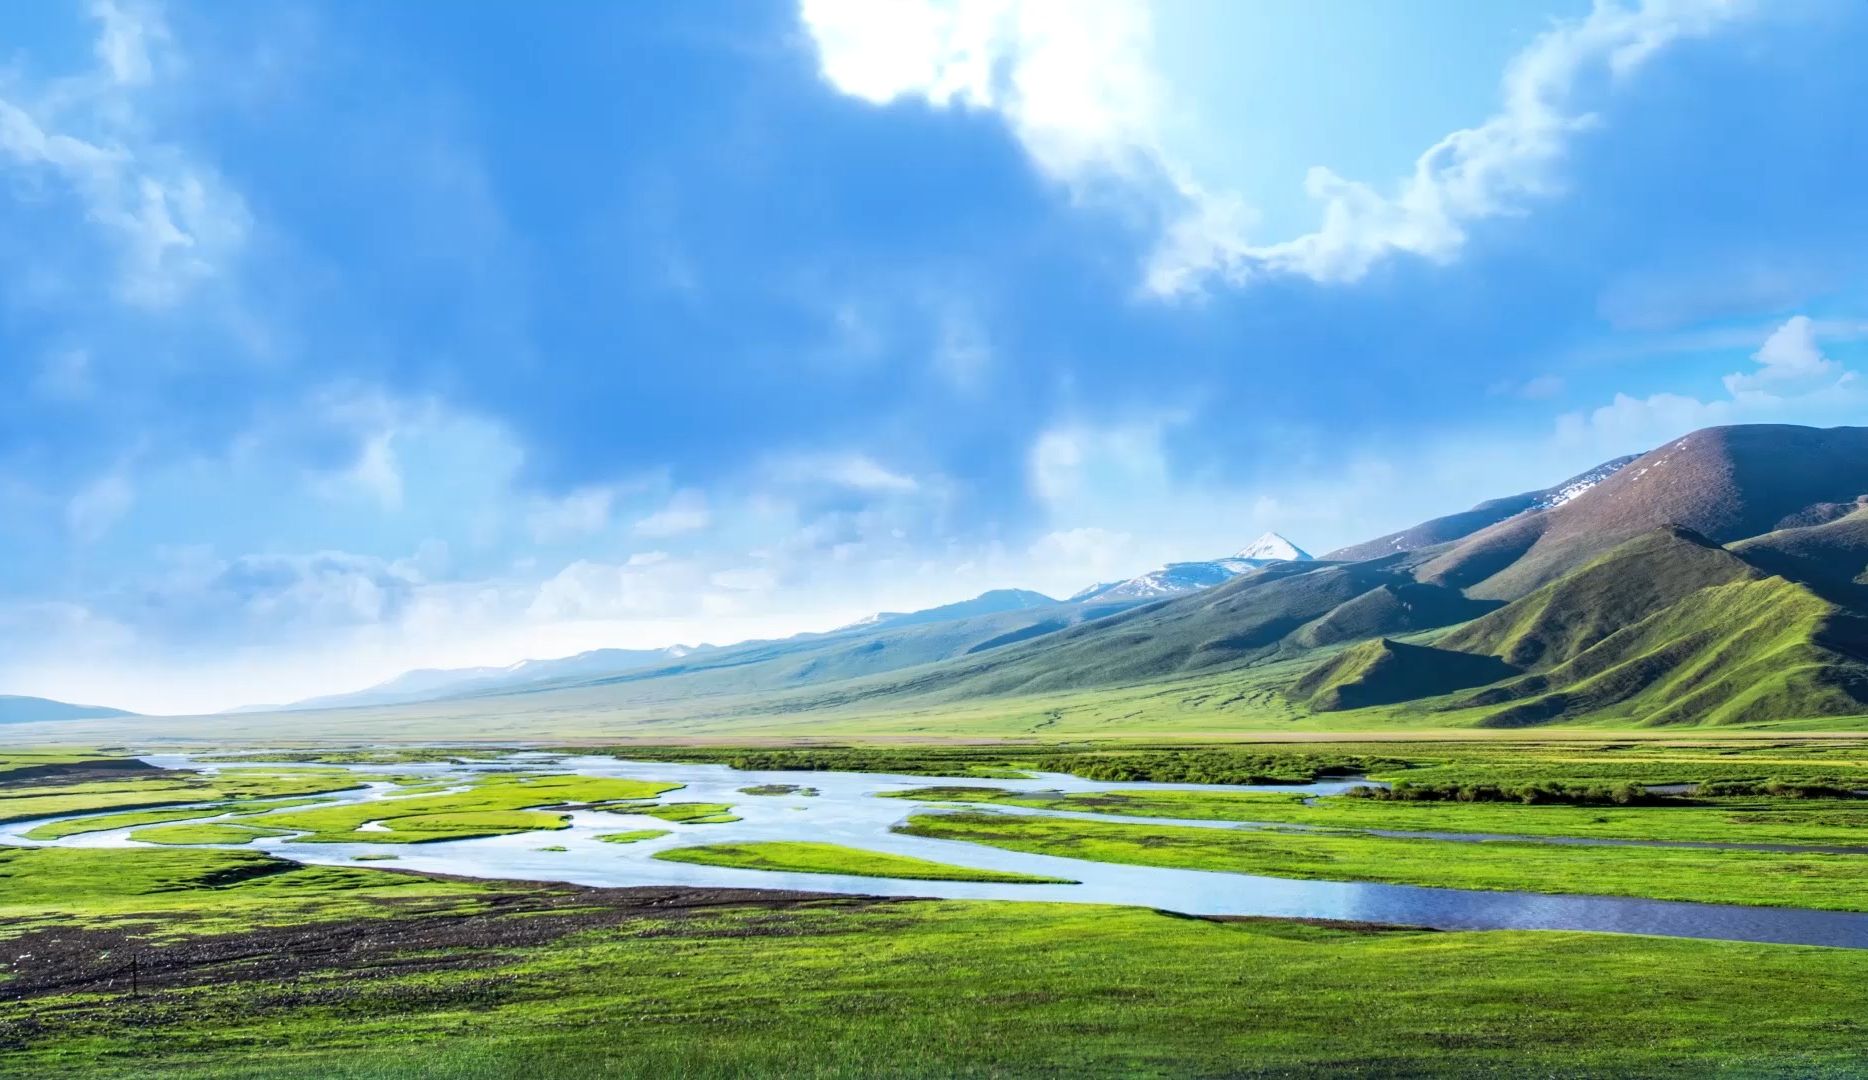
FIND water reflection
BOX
[4,752,1863,949]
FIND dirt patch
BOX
[0,881,907,1005]
[0,759,167,789]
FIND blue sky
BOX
[2,0,1866,712]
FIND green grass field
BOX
[612,801,741,824]
[129,822,295,845]
[4,740,1866,1076]
[3,846,1868,1078]
[889,786,1868,846]
[896,811,1868,910]
[595,829,669,844]
[0,770,376,827]
[231,774,682,843]
[654,841,1075,883]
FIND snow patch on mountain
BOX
[1072,534,1313,603]
[1234,532,1313,562]
[1531,458,1632,511]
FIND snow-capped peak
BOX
[1234,532,1313,563]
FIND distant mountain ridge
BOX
[735,423,1868,729]
[0,695,137,725]
[1071,532,1313,603]
[59,421,1868,733]
[261,540,1305,714]
[249,645,712,712]
[835,589,1058,633]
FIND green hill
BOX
[1290,639,1517,712]
[1280,526,1868,729]
[1435,526,1757,670]
[1448,576,1868,727]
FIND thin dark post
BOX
[131,954,139,997]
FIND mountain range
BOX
[1070,533,1313,602]
[18,423,1868,733]
[240,537,1317,715]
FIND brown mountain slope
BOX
[1416,425,1868,600]
[1324,455,1635,562]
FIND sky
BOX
[2,0,1866,713]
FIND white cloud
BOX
[528,486,617,544]
[1558,313,1862,453]
[1558,390,1731,447]
[1223,0,1748,287]
[1517,374,1567,400]
[346,432,404,510]
[800,0,1747,294]
[1724,314,1843,396]
[67,470,134,541]
[1027,418,1171,506]
[769,452,920,493]
[1027,526,1134,581]
[633,489,711,537]
[0,1,250,307]
[525,554,723,621]
[799,0,1245,298]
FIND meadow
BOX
[2,737,1867,1076]
[6,845,1868,1078]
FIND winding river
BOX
[6,752,1867,950]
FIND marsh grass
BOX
[654,841,1074,883]
[896,811,1868,910]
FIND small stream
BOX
[4,752,1866,950]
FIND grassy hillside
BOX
[1291,638,1516,712]
[1448,576,1868,727]
[1436,526,1756,669]
[1275,527,1868,730]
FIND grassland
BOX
[896,811,1868,910]
[889,786,1868,847]
[234,775,682,843]
[128,822,295,845]
[3,846,1868,1077]
[653,841,1075,883]
[612,801,740,824]
[606,737,1868,787]
[21,798,332,840]
[3,743,1868,1074]
[595,829,669,844]
[0,846,495,941]
[0,769,376,827]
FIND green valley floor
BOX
[4,738,1868,1076]
[3,846,1868,1079]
